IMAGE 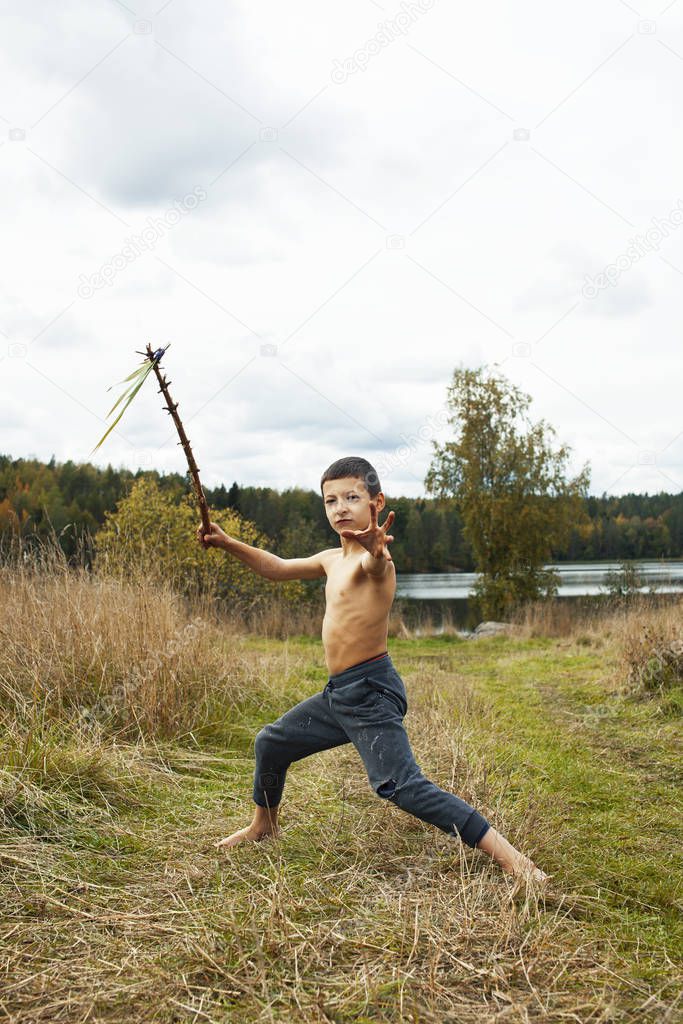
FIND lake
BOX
[394,560,683,630]
[396,560,683,599]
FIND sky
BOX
[1,0,682,499]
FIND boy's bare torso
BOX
[319,548,396,674]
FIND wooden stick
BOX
[145,343,211,535]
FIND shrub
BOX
[621,622,683,693]
[603,560,646,600]
[93,476,305,612]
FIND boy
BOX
[197,456,547,881]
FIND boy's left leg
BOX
[351,700,490,848]
[329,666,548,878]
[327,673,490,848]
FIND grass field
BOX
[1,562,681,1022]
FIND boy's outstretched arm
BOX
[196,521,328,580]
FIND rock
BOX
[468,621,519,639]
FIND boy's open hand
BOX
[340,502,395,561]
[196,521,228,549]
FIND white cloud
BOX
[1,0,682,501]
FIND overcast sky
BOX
[1,0,682,498]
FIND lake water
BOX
[396,561,683,599]
[394,560,683,630]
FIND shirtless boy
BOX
[197,456,547,882]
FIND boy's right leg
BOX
[252,689,350,808]
[217,690,349,850]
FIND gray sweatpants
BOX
[252,651,490,848]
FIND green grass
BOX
[431,636,681,975]
[2,633,681,1022]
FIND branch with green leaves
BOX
[91,344,211,534]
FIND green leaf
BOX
[90,359,157,455]
[111,361,150,387]
[106,366,152,416]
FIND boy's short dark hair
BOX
[320,456,382,498]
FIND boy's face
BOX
[322,476,385,535]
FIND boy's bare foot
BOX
[476,826,549,882]
[216,806,281,851]
[216,824,281,850]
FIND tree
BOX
[227,481,241,510]
[424,366,591,618]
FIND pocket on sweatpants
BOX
[366,670,408,717]
[378,689,407,717]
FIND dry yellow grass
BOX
[0,540,279,740]
[511,591,680,639]
[1,541,680,1022]
[618,603,683,695]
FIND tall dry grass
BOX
[511,591,682,639]
[618,601,683,695]
[0,535,285,741]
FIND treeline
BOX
[1,454,682,569]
